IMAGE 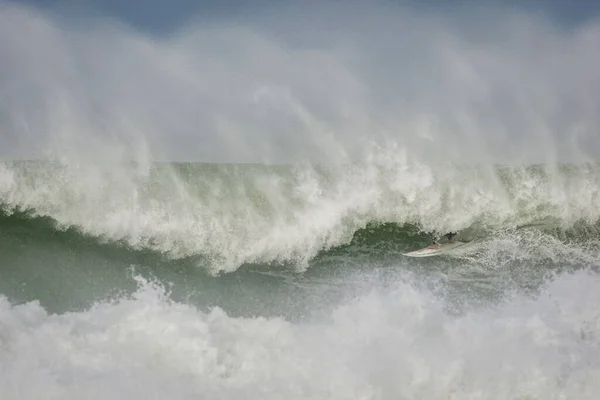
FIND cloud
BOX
[1,1,599,164]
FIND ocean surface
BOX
[1,160,600,399]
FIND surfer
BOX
[431,232,457,246]
[443,232,457,242]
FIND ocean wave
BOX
[1,160,600,272]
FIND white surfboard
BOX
[402,241,471,258]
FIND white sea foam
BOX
[1,271,599,399]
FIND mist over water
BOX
[2,1,600,163]
[1,1,600,399]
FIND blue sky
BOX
[13,0,600,33]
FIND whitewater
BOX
[0,270,599,400]
[1,159,600,399]
[2,1,600,399]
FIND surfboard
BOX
[402,241,471,258]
